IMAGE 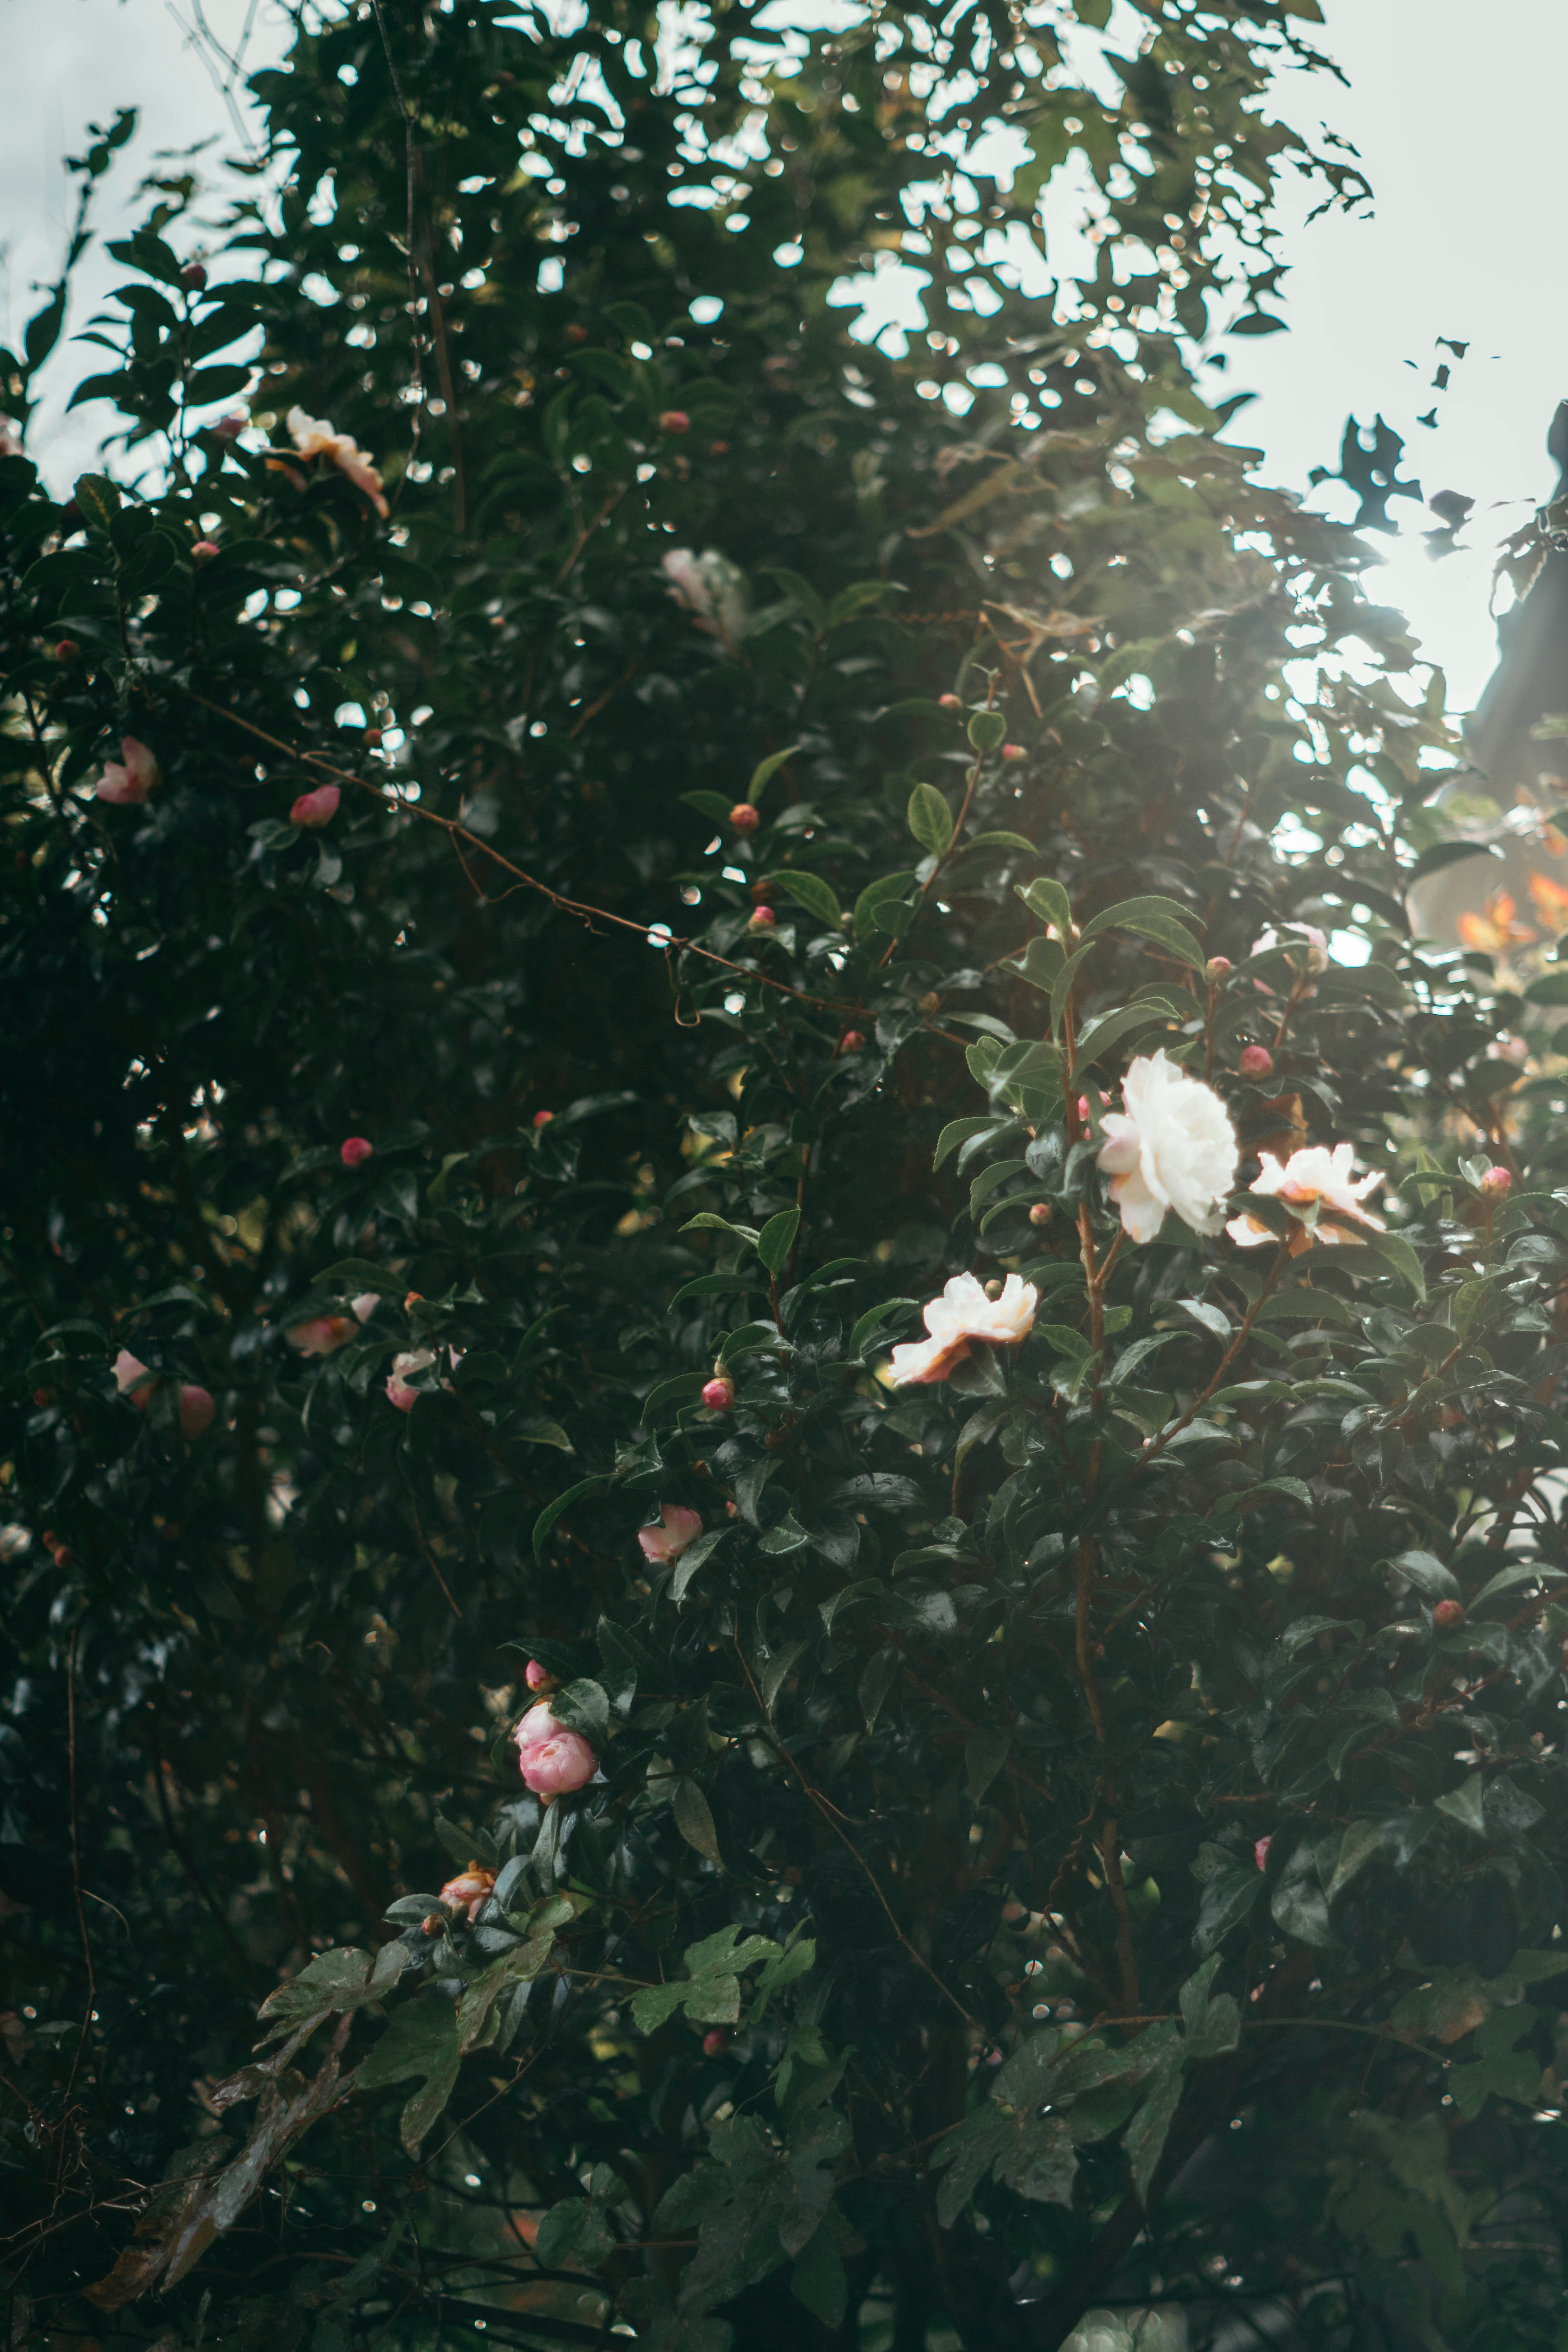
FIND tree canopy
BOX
[5,5,1568,2351]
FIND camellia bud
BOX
[659,410,690,434]
[54,639,79,663]
[181,261,208,290]
[702,2028,730,2056]
[178,1385,216,1440]
[701,1376,735,1411]
[439,1863,497,1921]
[32,1388,55,1408]
[840,1030,865,1053]
[564,323,589,345]
[709,440,730,457]
[1028,1203,1052,1227]
[1477,1165,1512,1201]
[290,782,340,828]
[420,1913,445,1936]
[1000,742,1027,763]
[341,1136,374,1167]
[364,726,383,748]
[729,802,760,833]
[746,906,776,933]
[525,1659,554,1692]
[938,693,962,710]
[984,1278,1004,1300]
[1239,1044,1274,1079]
[1205,956,1232,982]
[1254,1836,1272,1873]
[916,991,940,1015]
[532,1108,555,1128]
[192,539,219,561]
[1434,1597,1465,1629]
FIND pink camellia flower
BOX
[114,1348,156,1407]
[178,1385,216,1439]
[1239,1045,1274,1079]
[386,1348,436,1410]
[1096,1051,1239,1245]
[747,906,776,933]
[701,1376,735,1410]
[514,1702,597,1798]
[340,1136,374,1167]
[287,1314,358,1356]
[96,736,160,806]
[1252,923,1328,979]
[525,1659,554,1692]
[638,1504,704,1565]
[1254,1836,1272,1873]
[1227,1143,1385,1254]
[439,1864,496,1921]
[1477,1164,1512,1201]
[887,1271,1039,1388]
[290,782,341,828]
[286,405,389,518]
[192,539,219,561]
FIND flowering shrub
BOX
[5,8,1568,2352]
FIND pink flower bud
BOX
[729,802,760,833]
[525,1659,554,1692]
[1028,1203,1051,1227]
[192,539,219,561]
[938,693,962,710]
[178,1384,216,1439]
[747,906,776,934]
[659,410,690,434]
[96,735,160,806]
[181,261,208,290]
[701,1376,734,1411]
[709,439,730,457]
[420,1913,444,1936]
[840,1030,865,1053]
[638,1504,704,1565]
[1434,1597,1465,1629]
[212,412,247,441]
[386,1349,435,1410]
[55,639,79,663]
[521,1728,597,1797]
[1000,743,1026,763]
[290,782,341,828]
[364,726,383,748]
[439,1864,496,1921]
[1254,1836,1272,1872]
[340,1136,374,1167]
[1239,1045,1274,1079]
[1205,956,1232,980]
[1478,1165,1512,1201]
[114,1349,155,1408]
[288,1314,358,1356]
[532,1109,555,1128]
[702,2028,730,2056]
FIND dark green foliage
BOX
[5,7,1568,2351]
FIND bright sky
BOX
[4,0,1566,716]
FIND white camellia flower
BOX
[286,405,389,519]
[887,1271,1038,1386]
[1096,1051,1239,1244]
[1227,1144,1384,1253]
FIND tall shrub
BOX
[4,5,1567,2349]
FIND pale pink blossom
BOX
[1252,923,1328,978]
[525,1659,553,1692]
[286,405,389,519]
[96,736,160,806]
[1477,1165,1512,1201]
[439,1865,496,1922]
[638,1504,704,1565]
[178,1385,216,1439]
[887,1271,1039,1388]
[521,1726,597,1798]
[1097,1052,1238,1244]
[290,782,341,827]
[287,1314,358,1356]
[1226,1144,1385,1254]
[114,1349,155,1406]
[514,1701,560,1757]
[1254,1837,1272,1872]
[352,1292,379,1323]
[386,1348,435,1410]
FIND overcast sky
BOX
[4,0,1565,714]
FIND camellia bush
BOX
[7,4,1568,2349]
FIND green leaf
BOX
[1082,894,1206,968]
[1358,1229,1427,1301]
[853,870,918,940]
[1326,1818,1385,1903]
[907,781,955,857]
[964,1724,1011,1803]
[967,707,1006,753]
[533,1476,610,1558]
[772,870,841,927]
[935,1114,1005,1169]
[1020,875,1073,937]
[671,1526,729,1603]
[756,1207,801,1274]
[1435,1774,1488,1836]
[681,789,739,822]
[1390,1547,1460,1600]
[356,1990,462,2156]
[680,1212,762,1247]
[747,743,802,806]
[673,1775,723,1864]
